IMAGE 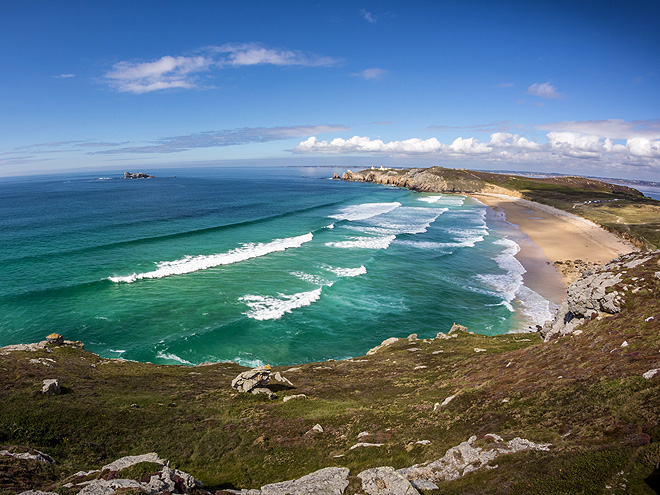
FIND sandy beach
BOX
[472,193,637,302]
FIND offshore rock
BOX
[358,466,420,495]
[232,365,271,393]
[124,172,154,179]
[260,467,350,495]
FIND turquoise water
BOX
[0,166,551,366]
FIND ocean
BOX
[0,166,553,366]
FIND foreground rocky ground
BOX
[1,251,659,494]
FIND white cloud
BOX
[626,137,660,157]
[538,119,660,139]
[54,74,75,79]
[105,55,212,94]
[212,43,340,68]
[360,9,376,23]
[292,120,660,171]
[104,44,339,94]
[527,81,562,99]
[351,68,388,80]
[489,133,541,150]
[294,136,445,154]
[448,137,492,154]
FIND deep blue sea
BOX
[0,166,553,366]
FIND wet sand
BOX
[472,193,637,297]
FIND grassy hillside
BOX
[2,253,659,494]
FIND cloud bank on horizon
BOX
[293,119,660,169]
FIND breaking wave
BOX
[325,235,396,250]
[108,233,313,283]
[330,202,401,221]
[240,287,325,321]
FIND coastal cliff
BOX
[340,166,660,250]
[341,167,520,195]
[1,251,659,494]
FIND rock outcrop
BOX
[41,379,61,395]
[259,467,350,495]
[542,251,659,340]
[358,466,420,495]
[397,435,551,490]
[231,365,271,393]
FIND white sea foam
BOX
[359,207,447,235]
[393,240,453,252]
[419,195,465,207]
[324,265,367,277]
[330,202,401,221]
[478,238,552,327]
[291,271,331,285]
[325,235,396,250]
[232,355,266,368]
[240,287,325,321]
[109,349,126,355]
[325,223,335,229]
[156,351,193,365]
[478,238,524,312]
[418,195,443,203]
[109,233,313,283]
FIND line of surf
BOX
[108,233,314,283]
[1,200,344,266]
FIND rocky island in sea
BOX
[124,171,155,179]
[1,167,659,494]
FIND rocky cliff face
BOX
[341,168,520,196]
[542,250,660,340]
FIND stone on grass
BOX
[260,466,350,495]
[41,379,61,395]
[18,491,60,495]
[251,387,277,399]
[643,369,659,380]
[46,333,64,345]
[101,452,166,471]
[349,442,384,450]
[231,365,271,393]
[367,337,399,355]
[0,449,55,464]
[272,371,294,387]
[283,394,307,402]
[358,466,420,495]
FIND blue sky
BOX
[1,0,659,179]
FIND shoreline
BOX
[471,193,637,291]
